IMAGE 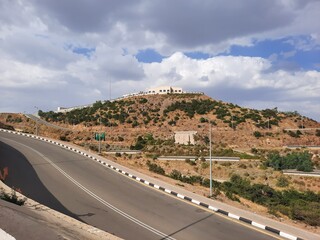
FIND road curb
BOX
[0,129,304,240]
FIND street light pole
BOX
[99,111,101,154]
[34,106,39,136]
[231,114,234,130]
[209,123,212,197]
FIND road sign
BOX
[94,132,105,141]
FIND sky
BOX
[0,0,319,121]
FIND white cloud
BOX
[0,58,65,89]
[143,53,320,119]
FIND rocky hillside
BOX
[32,93,320,150]
[1,94,320,152]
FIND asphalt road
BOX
[0,131,277,240]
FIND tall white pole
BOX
[34,106,39,136]
[231,115,234,130]
[209,123,212,197]
[99,110,102,154]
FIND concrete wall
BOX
[174,131,197,145]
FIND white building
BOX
[174,131,197,145]
[146,86,184,95]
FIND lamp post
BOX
[34,106,39,136]
[99,110,102,155]
[209,123,212,197]
[231,114,234,130]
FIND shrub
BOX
[0,190,27,206]
[238,163,247,169]
[170,169,182,180]
[130,136,146,150]
[266,151,313,172]
[287,130,302,138]
[290,200,320,226]
[201,178,221,189]
[253,131,263,138]
[132,120,139,128]
[276,176,289,187]
[146,161,165,175]
[139,98,148,104]
[185,158,196,166]
[201,162,209,169]
[200,117,208,123]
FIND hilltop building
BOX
[146,86,184,95]
[57,86,202,113]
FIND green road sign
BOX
[94,132,105,141]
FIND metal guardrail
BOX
[25,114,71,131]
[283,170,320,177]
[157,156,240,161]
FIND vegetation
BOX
[276,176,290,187]
[265,151,313,172]
[164,99,217,118]
[0,190,27,206]
[218,175,320,226]
[130,136,147,150]
[253,131,263,138]
[286,130,303,138]
[146,161,165,175]
[6,115,22,123]
[147,157,319,226]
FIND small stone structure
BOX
[174,131,197,145]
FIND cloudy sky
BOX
[1,0,319,120]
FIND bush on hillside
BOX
[266,151,313,172]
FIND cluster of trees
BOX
[265,151,313,172]
[130,134,158,150]
[170,169,204,185]
[6,115,22,123]
[145,161,319,226]
[218,175,320,226]
[285,130,303,138]
[164,99,217,118]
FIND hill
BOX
[36,93,320,150]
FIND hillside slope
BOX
[35,93,320,150]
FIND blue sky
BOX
[0,0,319,120]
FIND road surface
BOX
[0,131,277,240]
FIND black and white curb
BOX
[0,129,303,240]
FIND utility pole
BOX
[98,110,102,154]
[231,114,234,130]
[34,106,39,136]
[209,123,212,197]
